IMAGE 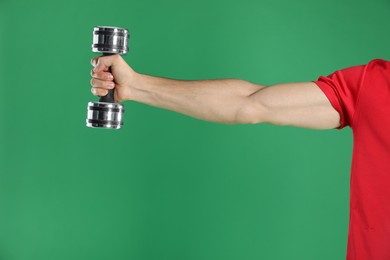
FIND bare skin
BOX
[90,55,340,130]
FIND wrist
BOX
[123,71,144,102]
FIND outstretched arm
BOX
[90,55,340,129]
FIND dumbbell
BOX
[86,26,129,129]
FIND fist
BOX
[90,54,136,102]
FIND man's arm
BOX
[90,55,340,130]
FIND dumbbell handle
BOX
[99,52,115,103]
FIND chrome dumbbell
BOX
[86,26,129,129]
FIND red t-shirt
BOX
[314,59,390,260]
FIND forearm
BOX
[130,74,265,124]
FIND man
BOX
[90,55,390,260]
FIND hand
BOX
[90,54,138,102]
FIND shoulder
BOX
[366,58,390,70]
[337,59,390,83]
[360,59,390,82]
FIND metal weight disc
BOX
[92,26,129,54]
[86,102,125,129]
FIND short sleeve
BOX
[314,64,366,129]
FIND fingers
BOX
[90,54,127,98]
[91,87,109,97]
[90,58,115,97]
[90,56,99,66]
[90,57,110,73]
[90,54,123,70]
[90,78,115,89]
[90,77,115,97]
[90,68,114,80]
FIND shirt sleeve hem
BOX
[312,80,346,130]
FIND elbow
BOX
[235,99,267,125]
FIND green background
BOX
[1,0,389,259]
